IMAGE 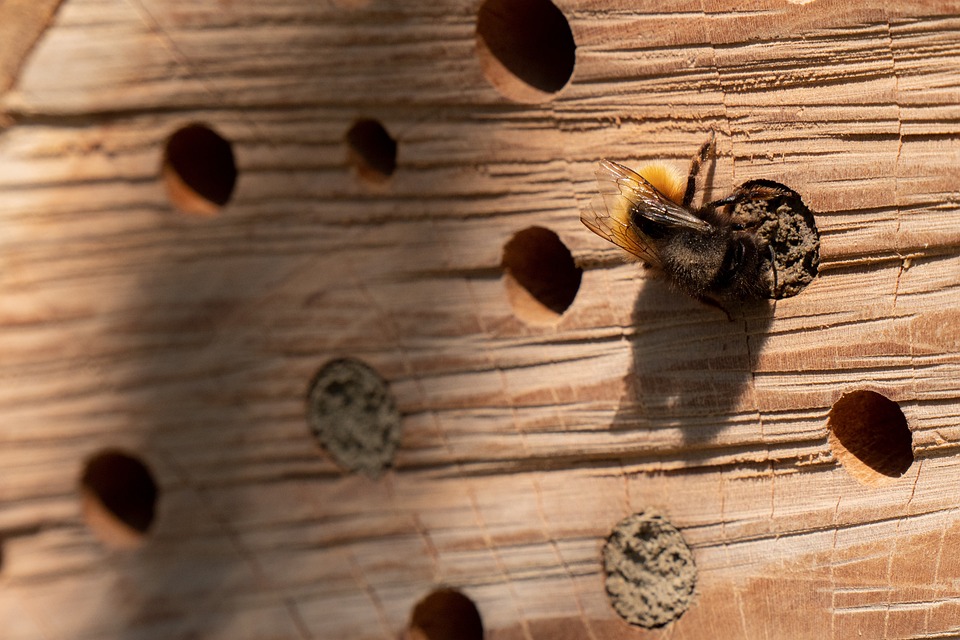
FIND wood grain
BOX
[4,0,960,638]
[0,0,64,106]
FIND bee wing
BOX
[595,160,713,232]
[581,195,664,267]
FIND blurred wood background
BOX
[4,0,960,638]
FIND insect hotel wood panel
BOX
[3,1,960,638]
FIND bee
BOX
[582,135,799,315]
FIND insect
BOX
[581,135,798,314]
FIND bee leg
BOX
[682,132,716,209]
[695,294,734,321]
[705,181,795,213]
[733,181,796,203]
[702,194,739,211]
[768,244,779,296]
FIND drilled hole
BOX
[347,119,397,183]
[162,123,237,215]
[79,450,158,548]
[727,180,821,299]
[307,358,401,477]
[407,588,483,640]
[603,512,697,628]
[828,390,914,487]
[476,0,576,103]
[502,226,582,325]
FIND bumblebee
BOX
[581,136,812,312]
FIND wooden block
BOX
[3,0,960,637]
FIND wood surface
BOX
[3,0,960,638]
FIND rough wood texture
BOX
[4,1,960,638]
[0,0,64,125]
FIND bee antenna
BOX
[768,245,779,295]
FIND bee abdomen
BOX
[658,230,729,297]
[659,230,768,303]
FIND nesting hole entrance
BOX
[603,512,697,628]
[162,123,237,215]
[728,180,820,299]
[347,119,397,183]
[407,588,483,640]
[502,226,582,325]
[828,390,914,486]
[79,450,158,548]
[476,0,576,102]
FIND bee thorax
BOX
[659,230,766,301]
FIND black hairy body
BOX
[581,136,814,316]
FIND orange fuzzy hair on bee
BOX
[636,162,687,205]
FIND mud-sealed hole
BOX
[162,123,237,215]
[828,390,913,486]
[80,449,159,548]
[727,179,820,299]
[502,226,582,325]
[346,118,397,183]
[603,511,697,628]
[406,588,483,640]
[475,0,576,103]
[307,358,401,477]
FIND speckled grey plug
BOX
[603,511,697,628]
[307,358,401,477]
